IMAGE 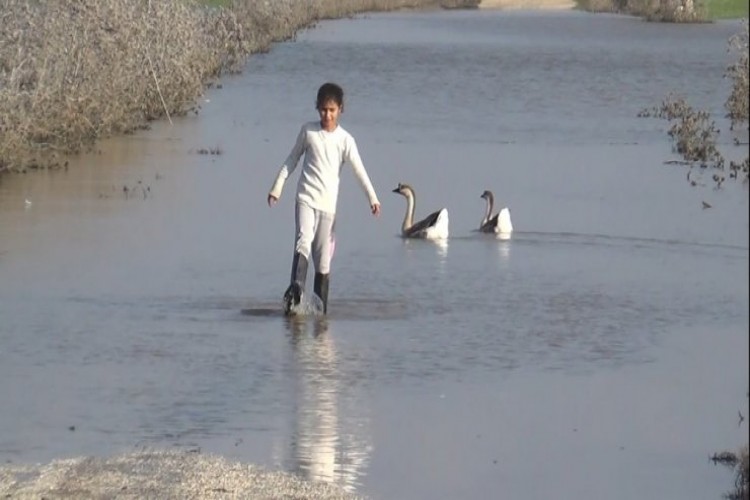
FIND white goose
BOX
[479,190,513,235]
[392,183,449,240]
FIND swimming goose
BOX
[392,183,449,239]
[479,190,513,234]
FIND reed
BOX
[0,0,477,173]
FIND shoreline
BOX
[0,450,362,499]
[0,0,478,175]
[479,0,576,9]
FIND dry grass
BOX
[733,446,749,500]
[639,95,725,167]
[576,0,624,12]
[0,0,477,173]
[576,0,712,20]
[714,446,750,500]
[725,20,749,129]
[629,0,711,22]
[0,1,232,171]
[639,20,749,186]
[581,0,746,20]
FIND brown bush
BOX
[639,94,726,174]
[634,0,709,22]
[0,0,477,173]
[576,0,622,13]
[715,446,750,500]
[0,1,228,171]
[725,20,749,129]
[578,0,710,21]
[639,22,750,186]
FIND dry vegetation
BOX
[577,0,710,20]
[577,0,710,23]
[731,447,749,500]
[629,0,709,22]
[713,446,750,500]
[725,22,750,128]
[0,0,478,174]
[578,0,748,19]
[639,20,749,187]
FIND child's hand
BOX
[267,194,278,207]
[371,203,381,217]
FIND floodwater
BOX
[1,9,748,500]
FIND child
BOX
[267,82,381,315]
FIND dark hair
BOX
[316,82,344,111]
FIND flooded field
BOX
[1,9,748,500]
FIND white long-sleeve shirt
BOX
[269,121,380,215]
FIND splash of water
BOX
[286,295,325,317]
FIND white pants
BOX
[295,202,335,274]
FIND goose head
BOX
[480,190,494,203]
[392,183,415,197]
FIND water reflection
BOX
[495,232,512,242]
[283,316,371,492]
[495,234,512,263]
[400,237,449,267]
[433,238,449,267]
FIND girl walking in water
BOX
[267,82,381,315]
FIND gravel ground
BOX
[0,450,364,499]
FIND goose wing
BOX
[480,213,500,233]
[497,207,513,233]
[405,209,444,237]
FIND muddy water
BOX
[1,9,748,500]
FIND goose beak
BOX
[392,187,400,193]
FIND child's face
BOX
[318,99,341,131]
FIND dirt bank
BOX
[480,0,576,9]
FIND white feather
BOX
[422,208,449,240]
[497,207,513,234]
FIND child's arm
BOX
[268,125,306,204]
[345,136,380,216]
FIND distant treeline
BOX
[0,0,479,174]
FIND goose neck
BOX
[482,197,491,225]
[402,190,415,232]
[483,193,494,225]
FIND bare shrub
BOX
[641,0,709,22]
[1,0,477,174]
[576,0,624,13]
[715,446,749,500]
[639,94,725,166]
[0,1,228,171]
[579,0,709,21]
[734,447,750,500]
[639,23,750,186]
[725,20,749,129]
[626,0,661,17]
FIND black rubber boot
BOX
[283,252,308,315]
[313,272,329,315]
